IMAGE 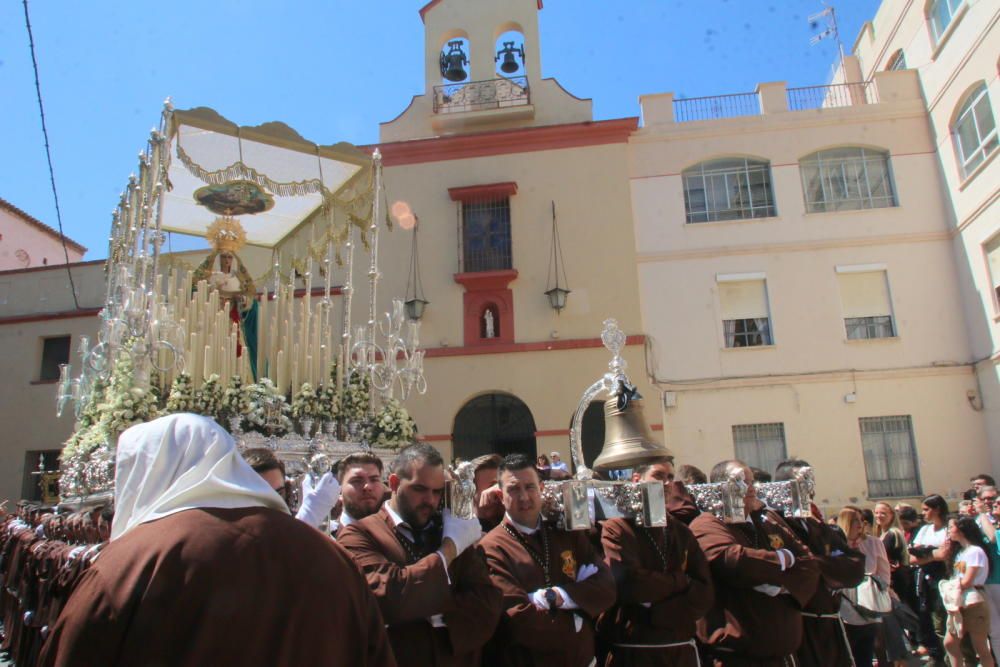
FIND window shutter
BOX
[837,271,892,318]
[719,280,769,320]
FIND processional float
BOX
[52,100,814,522]
[54,101,426,506]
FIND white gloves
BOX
[776,548,796,571]
[576,563,599,582]
[442,510,483,556]
[529,589,551,611]
[295,472,341,528]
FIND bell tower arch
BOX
[381,0,592,142]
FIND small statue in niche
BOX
[484,309,495,339]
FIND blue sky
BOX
[1,0,878,258]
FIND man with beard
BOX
[479,453,616,667]
[599,457,714,666]
[773,459,864,667]
[331,452,387,538]
[691,460,820,667]
[338,443,501,667]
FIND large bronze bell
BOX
[592,396,672,471]
[440,41,469,82]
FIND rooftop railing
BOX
[433,76,530,114]
[786,81,878,111]
[669,81,880,122]
[673,92,760,122]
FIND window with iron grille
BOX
[800,147,896,213]
[846,315,895,340]
[953,83,998,178]
[462,198,512,273]
[723,318,772,347]
[39,335,70,381]
[683,158,777,223]
[859,415,921,498]
[732,423,787,478]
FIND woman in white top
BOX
[838,506,891,667]
[944,516,995,667]
[910,494,951,662]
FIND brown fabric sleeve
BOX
[441,546,503,656]
[691,514,786,587]
[559,532,617,618]
[602,519,689,604]
[649,522,715,626]
[338,523,452,625]
[36,568,127,667]
[482,542,580,651]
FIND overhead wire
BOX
[22,0,81,310]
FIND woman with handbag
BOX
[942,516,995,667]
[873,502,914,666]
[839,506,892,667]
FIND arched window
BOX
[953,83,998,177]
[453,393,537,461]
[886,50,906,71]
[927,0,963,43]
[799,147,896,212]
[682,158,776,223]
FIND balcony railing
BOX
[787,82,878,111]
[673,92,760,122]
[433,76,530,114]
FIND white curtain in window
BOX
[985,237,1000,296]
[733,423,787,478]
[837,271,892,318]
[954,84,998,176]
[860,416,920,497]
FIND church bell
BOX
[440,41,469,82]
[592,395,672,471]
[495,41,525,75]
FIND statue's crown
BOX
[206,215,247,254]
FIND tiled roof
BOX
[0,196,87,254]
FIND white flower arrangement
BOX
[165,373,196,414]
[60,345,159,497]
[316,383,339,422]
[243,377,293,435]
[222,375,250,416]
[365,398,417,450]
[341,372,371,424]
[197,374,224,419]
[291,382,323,420]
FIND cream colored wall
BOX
[0,207,85,271]
[631,65,986,502]
[663,369,988,513]
[368,142,643,348]
[852,0,1000,469]
[0,312,99,503]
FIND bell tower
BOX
[380,0,592,142]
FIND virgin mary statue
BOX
[192,215,259,380]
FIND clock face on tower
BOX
[15,249,30,268]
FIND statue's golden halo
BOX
[206,215,248,254]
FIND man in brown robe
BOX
[338,443,502,667]
[774,459,864,667]
[599,458,715,666]
[691,460,820,667]
[38,413,394,667]
[479,453,617,667]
